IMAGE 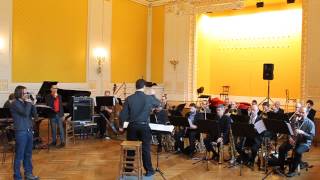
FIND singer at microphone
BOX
[45,84,65,148]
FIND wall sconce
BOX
[94,47,107,74]
[169,58,179,71]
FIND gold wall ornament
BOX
[169,58,179,71]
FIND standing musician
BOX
[46,84,65,148]
[204,105,231,161]
[306,100,316,121]
[236,105,262,167]
[10,86,39,180]
[278,107,315,177]
[119,79,161,177]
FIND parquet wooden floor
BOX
[1,121,320,180]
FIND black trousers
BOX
[127,123,154,172]
[187,130,199,155]
[278,141,309,172]
[236,137,261,163]
[204,136,220,157]
[174,128,185,152]
[96,117,107,137]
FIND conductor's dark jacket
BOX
[119,91,160,126]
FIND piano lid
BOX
[36,81,91,113]
[36,81,58,104]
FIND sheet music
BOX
[286,123,294,136]
[123,122,174,133]
[35,104,53,109]
[254,120,266,134]
[149,123,174,133]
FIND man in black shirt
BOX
[306,100,316,121]
[119,79,161,177]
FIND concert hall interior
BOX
[1,0,320,180]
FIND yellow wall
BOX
[12,0,87,83]
[151,5,165,83]
[197,6,302,98]
[111,0,148,83]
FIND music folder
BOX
[123,122,174,133]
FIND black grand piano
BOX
[36,81,91,115]
[34,81,91,149]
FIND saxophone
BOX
[219,133,224,164]
[196,133,207,153]
[228,126,237,164]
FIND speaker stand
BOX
[259,80,273,106]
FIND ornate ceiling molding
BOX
[165,0,245,15]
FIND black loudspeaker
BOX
[263,63,274,80]
[72,97,93,121]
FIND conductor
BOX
[119,79,161,177]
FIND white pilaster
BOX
[146,5,152,81]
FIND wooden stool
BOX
[64,118,76,145]
[119,141,143,180]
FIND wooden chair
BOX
[220,86,230,100]
[1,125,15,166]
[285,89,297,112]
[64,118,75,145]
[119,141,143,180]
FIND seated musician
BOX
[225,101,241,116]
[3,93,15,108]
[184,103,202,157]
[286,103,302,119]
[153,95,170,152]
[160,94,169,110]
[260,102,270,119]
[200,100,211,115]
[271,101,285,117]
[236,105,262,167]
[306,100,316,121]
[97,90,114,139]
[278,107,315,177]
[204,105,231,161]
[251,100,258,106]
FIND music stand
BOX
[230,123,257,176]
[95,96,118,135]
[169,116,190,128]
[192,120,219,170]
[230,115,250,124]
[262,119,292,179]
[0,108,12,119]
[36,105,57,151]
[151,128,171,180]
